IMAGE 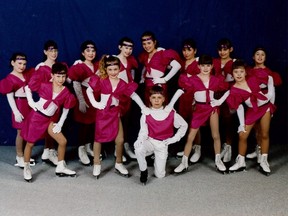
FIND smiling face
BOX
[11,57,27,73]
[119,42,133,57]
[52,73,66,87]
[218,47,233,60]
[107,64,120,79]
[182,47,197,60]
[82,45,96,62]
[253,50,266,65]
[44,47,58,62]
[232,67,246,83]
[141,36,157,53]
[198,64,213,75]
[149,93,165,109]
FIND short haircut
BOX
[51,62,67,75]
[198,54,213,65]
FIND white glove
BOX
[7,93,24,123]
[134,139,143,149]
[152,77,166,84]
[24,86,37,111]
[163,137,177,146]
[52,108,69,133]
[73,81,89,113]
[165,89,184,111]
[163,60,181,82]
[86,87,108,110]
[265,76,275,103]
[131,92,145,109]
[211,90,230,107]
[236,104,246,133]
[237,125,246,133]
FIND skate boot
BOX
[48,149,58,166]
[15,156,35,168]
[220,143,232,163]
[229,155,246,173]
[246,145,261,163]
[41,148,50,161]
[176,151,184,157]
[85,143,94,157]
[93,164,101,179]
[55,160,76,177]
[174,155,188,174]
[140,169,148,185]
[190,145,201,163]
[215,154,226,174]
[78,145,91,166]
[259,154,270,176]
[115,163,129,177]
[23,162,32,182]
[124,142,136,159]
[114,149,127,163]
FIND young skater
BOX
[21,63,77,182]
[138,31,181,105]
[174,54,229,174]
[226,59,276,175]
[67,40,98,165]
[31,40,61,166]
[134,85,188,185]
[116,37,139,160]
[86,55,146,179]
[213,38,236,163]
[176,38,201,162]
[245,47,282,161]
[0,52,35,168]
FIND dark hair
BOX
[182,38,197,50]
[10,52,27,67]
[217,38,232,50]
[198,54,213,65]
[118,37,134,46]
[51,62,68,75]
[44,40,58,50]
[141,31,158,47]
[80,40,97,61]
[232,59,246,70]
[149,85,165,96]
[253,46,267,55]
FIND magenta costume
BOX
[21,83,76,143]
[178,60,200,120]
[247,67,282,88]
[68,62,99,124]
[181,75,228,128]
[88,75,138,143]
[146,111,175,140]
[226,77,276,125]
[0,68,34,129]
[118,56,138,116]
[138,49,181,104]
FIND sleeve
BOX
[226,88,243,110]
[136,114,149,142]
[268,69,282,86]
[63,91,77,109]
[123,81,138,97]
[172,112,188,141]
[0,75,14,94]
[88,74,101,92]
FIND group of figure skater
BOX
[0,31,282,184]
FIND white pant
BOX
[135,137,168,178]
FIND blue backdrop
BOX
[0,0,287,145]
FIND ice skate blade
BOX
[229,167,246,174]
[141,182,147,186]
[93,175,100,179]
[24,178,33,183]
[115,169,130,178]
[55,173,77,177]
[174,168,188,175]
[14,163,24,169]
[259,167,270,176]
[42,159,56,167]
[216,169,227,175]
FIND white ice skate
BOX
[215,154,226,174]
[15,156,35,168]
[23,162,32,182]
[85,143,94,157]
[114,150,127,163]
[115,163,129,177]
[259,154,270,176]
[124,142,136,159]
[174,155,188,174]
[93,164,101,179]
[78,145,91,165]
[190,145,201,163]
[220,143,232,163]
[55,160,76,177]
[229,155,246,173]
